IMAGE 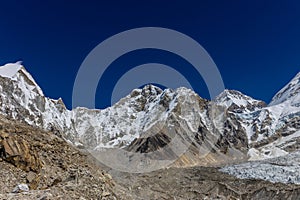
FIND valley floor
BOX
[1,115,300,200]
[111,166,300,200]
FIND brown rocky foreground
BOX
[0,115,300,199]
[0,116,129,199]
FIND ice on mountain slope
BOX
[214,89,266,112]
[248,130,300,161]
[241,101,300,145]
[270,72,300,106]
[212,74,300,183]
[74,86,211,149]
[0,62,72,132]
[71,85,167,148]
[210,73,300,163]
[213,73,300,151]
[213,90,267,143]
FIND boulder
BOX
[0,132,42,172]
[12,183,29,193]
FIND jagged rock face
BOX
[0,132,42,172]
[127,132,172,153]
[0,62,299,168]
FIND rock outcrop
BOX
[0,116,128,199]
[0,132,42,172]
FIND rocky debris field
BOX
[0,116,129,200]
[111,166,300,200]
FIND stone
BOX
[26,171,36,183]
[12,183,29,193]
[0,132,10,138]
[0,135,42,172]
[37,192,53,200]
[102,191,111,197]
[26,171,40,189]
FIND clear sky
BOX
[0,1,299,109]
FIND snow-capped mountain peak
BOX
[269,72,300,106]
[0,62,44,96]
[0,63,70,132]
[214,89,266,112]
[0,62,23,78]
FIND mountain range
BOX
[0,62,299,177]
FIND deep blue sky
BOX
[0,1,299,109]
